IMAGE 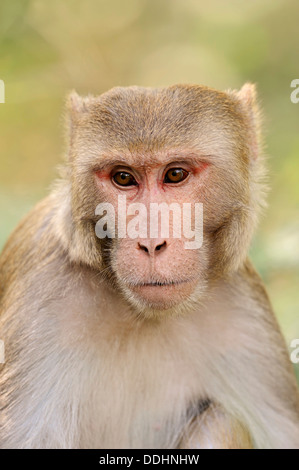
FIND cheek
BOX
[199,172,248,232]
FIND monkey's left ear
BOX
[229,83,261,160]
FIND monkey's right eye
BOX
[112,171,138,187]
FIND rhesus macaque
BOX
[0,83,298,449]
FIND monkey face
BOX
[67,84,263,316]
[93,160,210,314]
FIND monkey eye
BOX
[112,171,138,187]
[164,168,189,184]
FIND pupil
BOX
[171,169,181,180]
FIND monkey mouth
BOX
[123,277,199,311]
[129,279,194,288]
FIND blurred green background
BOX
[0,0,298,379]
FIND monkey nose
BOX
[137,240,167,256]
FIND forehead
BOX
[75,85,247,166]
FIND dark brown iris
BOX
[112,171,137,187]
[164,168,188,184]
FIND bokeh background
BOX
[0,0,298,380]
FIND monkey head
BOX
[62,84,264,317]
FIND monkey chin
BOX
[121,279,206,320]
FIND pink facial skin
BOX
[94,156,210,310]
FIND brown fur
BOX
[0,83,298,448]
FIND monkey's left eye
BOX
[112,171,138,187]
[164,168,189,184]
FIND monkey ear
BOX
[66,90,92,123]
[65,91,94,154]
[236,82,257,109]
[67,90,93,114]
[67,90,82,113]
[66,91,82,136]
[229,83,261,160]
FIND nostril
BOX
[138,240,167,255]
[155,241,167,252]
[138,243,149,253]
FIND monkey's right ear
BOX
[65,91,93,151]
[67,90,93,113]
[66,90,91,124]
[66,91,82,137]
